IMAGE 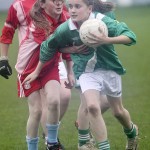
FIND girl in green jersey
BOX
[24,0,139,149]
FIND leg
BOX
[26,91,42,150]
[41,79,70,148]
[27,91,42,137]
[77,92,109,129]
[59,78,71,120]
[44,80,60,125]
[100,94,110,114]
[77,90,97,150]
[107,96,132,129]
[44,80,63,149]
[82,90,110,150]
[84,89,107,142]
[77,91,89,130]
[107,96,138,150]
[40,89,48,138]
[78,72,110,150]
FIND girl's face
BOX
[67,0,92,24]
[41,0,64,18]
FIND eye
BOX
[68,4,73,9]
[75,4,81,9]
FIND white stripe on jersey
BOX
[18,74,25,98]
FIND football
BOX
[79,19,108,47]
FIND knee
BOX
[88,104,99,117]
[47,96,60,110]
[81,107,88,116]
[60,91,71,106]
[30,108,42,121]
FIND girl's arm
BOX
[0,43,9,56]
[64,60,75,89]
[87,32,132,47]
[23,61,44,84]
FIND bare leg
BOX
[27,91,42,138]
[84,89,107,142]
[107,95,132,129]
[40,79,71,137]
[100,94,110,114]
[77,90,89,130]
[39,89,47,137]
[59,78,71,120]
[77,91,109,129]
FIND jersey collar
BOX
[68,12,95,30]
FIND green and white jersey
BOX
[40,12,136,79]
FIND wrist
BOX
[0,56,8,61]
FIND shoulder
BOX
[94,12,105,20]
[56,20,70,34]
[104,11,116,20]
[12,0,35,13]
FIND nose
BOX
[70,6,76,13]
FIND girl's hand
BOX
[64,73,75,89]
[86,27,110,47]
[22,71,39,85]
[22,61,43,85]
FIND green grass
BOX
[0,6,150,149]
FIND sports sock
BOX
[78,129,90,146]
[46,123,59,144]
[98,140,110,150]
[26,136,39,150]
[124,123,137,138]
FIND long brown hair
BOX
[29,0,52,35]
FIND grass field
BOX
[0,6,150,150]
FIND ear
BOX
[88,5,93,12]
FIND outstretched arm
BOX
[23,61,44,84]
[64,60,75,89]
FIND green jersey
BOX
[40,12,136,79]
[105,11,116,20]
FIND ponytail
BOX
[93,0,115,13]
[82,0,115,13]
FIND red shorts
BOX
[17,49,60,97]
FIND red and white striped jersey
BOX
[15,9,70,74]
[0,0,71,74]
[0,0,36,45]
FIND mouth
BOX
[71,15,77,18]
[56,8,62,11]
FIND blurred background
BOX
[0,0,150,10]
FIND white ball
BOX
[79,19,108,47]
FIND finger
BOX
[98,27,103,33]
[22,77,31,84]
[64,81,72,89]
[64,81,70,88]
[64,81,68,86]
